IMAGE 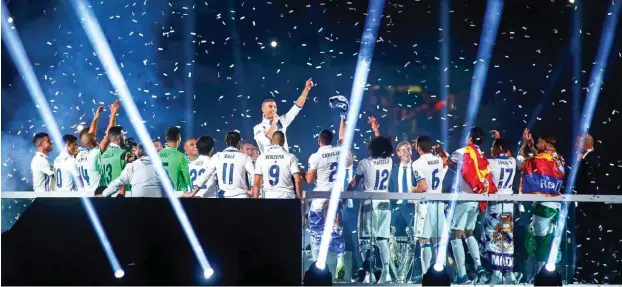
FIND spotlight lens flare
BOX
[114,270,125,278]
[8,17,13,23]
[545,263,556,272]
[203,268,214,279]
[433,263,444,272]
[270,41,277,47]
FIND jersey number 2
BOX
[328,162,338,182]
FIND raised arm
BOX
[88,106,104,136]
[99,100,121,152]
[295,78,314,108]
[339,118,345,142]
[368,116,380,137]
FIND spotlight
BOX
[270,41,277,48]
[569,0,575,3]
[203,268,214,279]
[8,17,13,23]
[76,124,85,132]
[423,264,450,286]
[114,269,125,279]
[535,264,562,286]
[303,261,332,286]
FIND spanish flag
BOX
[519,151,565,196]
[461,144,497,212]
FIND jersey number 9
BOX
[269,165,280,186]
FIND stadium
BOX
[1,0,621,285]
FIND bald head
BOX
[271,131,285,147]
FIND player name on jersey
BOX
[265,154,285,160]
[426,159,440,165]
[372,158,390,165]
[321,151,339,158]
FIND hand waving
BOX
[94,106,104,119]
[110,99,121,114]
[368,116,379,131]
[305,78,314,91]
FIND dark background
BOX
[2,0,621,191]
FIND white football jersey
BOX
[76,147,104,196]
[53,153,79,191]
[356,157,393,193]
[189,155,218,198]
[308,145,352,192]
[197,147,255,198]
[412,153,446,194]
[487,155,517,194]
[254,145,300,198]
[31,151,55,192]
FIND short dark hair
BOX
[63,134,78,145]
[416,135,434,153]
[540,136,557,147]
[108,126,124,137]
[33,132,49,147]
[262,99,276,106]
[197,136,215,155]
[469,127,486,145]
[493,138,510,152]
[225,131,242,147]
[165,126,181,142]
[368,136,393,158]
[318,130,333,145]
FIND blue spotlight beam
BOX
[548,0,621,265]
[436,0,503,265]
[1,1,123,277]
[316,0,386,270]
[183,0,196,138]
[571,1,583,138]
[440,0,451,148]
[70,0,212,275]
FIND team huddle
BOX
[30,78,582,284]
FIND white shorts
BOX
[358,200,391,239]
[263,190,296,199]
[224,192,249,198]
[415,202,447,239]
[451,202,479,231]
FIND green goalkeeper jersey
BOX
[99,144,126,187]
[158,146,191,191]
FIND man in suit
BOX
[572,133,608,283]
[388,140,420,282]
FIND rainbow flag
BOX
[461,144,497,211]
[520,151,565,195]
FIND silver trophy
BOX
[389,226,415,284]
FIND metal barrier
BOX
[2,191,622,203]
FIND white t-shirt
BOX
[254,145,300,198]
[487,156,517,194]
[189,155,218,198]
[31,151,55,192]
[412,153,447,194]
[76,147,104,196]
[253,104,302,154]
[197,147,255,198]
[450,146,487,194]
[53,153,79,191]
[356,157,393,204]
[308,145,352,192]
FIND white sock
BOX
[377,239,390,270]
[421,242,433,275]
[466,236,482,268]
[451,238,467,277]
[337,252,344,266]
[311,247,319,261]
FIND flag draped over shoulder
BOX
[461,144,497,212]
[520,151,565,196]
